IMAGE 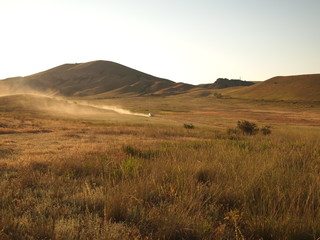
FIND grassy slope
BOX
[226,74,320,101]
[0,61,177,97]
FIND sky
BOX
[0,0,319,84]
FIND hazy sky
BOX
[1,0,319,84]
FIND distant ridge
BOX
[201,78,255,89]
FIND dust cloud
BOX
[81,104,148,117]
[0,92,148,118]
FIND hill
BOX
[227,74,320,101]
[0,61,182,97]
[1,61,319,101]
[0,61,258,98]
[201,78,255,89]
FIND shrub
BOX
[237,120,259,135]
[213,92,223,98]
[260,125,272,135]
[184,123,195,129]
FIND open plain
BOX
[1,91,320,240]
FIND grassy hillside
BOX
[228,74,320,101]
[0,61,178,97]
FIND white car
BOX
[148,113,154,117]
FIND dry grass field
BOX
[1,94,320,239]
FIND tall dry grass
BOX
[0,114,320,239]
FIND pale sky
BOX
[0,0,319,84]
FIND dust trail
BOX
[0,93,149,117]
[76,102,149,117]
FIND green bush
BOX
[237,120,259,135]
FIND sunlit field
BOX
[1,94,320,240]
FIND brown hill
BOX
[226,74,320,101]
[201,78,255,89]
[0,61,179,97]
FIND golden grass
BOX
[1,94,320,239]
